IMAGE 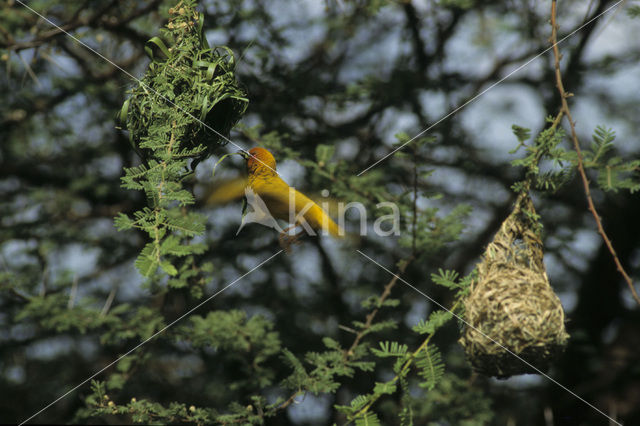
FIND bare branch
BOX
[550,0,640,306]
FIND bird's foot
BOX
[279,227,302,253]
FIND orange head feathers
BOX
[243,147,277,176]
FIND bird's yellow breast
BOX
[249,175,343,236]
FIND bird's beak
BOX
[237,150,249,160]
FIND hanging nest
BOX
[459,192,569,378]
[118,1,248,166]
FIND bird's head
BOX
[239,147,277,176]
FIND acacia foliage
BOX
[2,1,640,425]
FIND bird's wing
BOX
[202,176,341,216]
[203,176,248,205]
[255,179,344,237]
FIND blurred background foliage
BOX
[1,0,640,424]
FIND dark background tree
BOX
[1,0,639,424]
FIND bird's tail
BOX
[321,212,345,238]
[327,218,345,238]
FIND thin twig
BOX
[68,274,79,309]
[100,286,117,317]
[9,287,31,302]
[278,390,303,411]
[17,50,41,87]
[279,256,414,412]
[351,300,461,423]
[345,256,414,359]
[412,147,418,255]
[550,0,640,305]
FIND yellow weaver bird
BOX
[207,147,344,242]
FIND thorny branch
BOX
[279,256,414,412]
[550,0,640,306]
[350,299,462,424]
[345,256,414,359]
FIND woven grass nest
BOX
[118,4,248,166]
[459,192,569,378]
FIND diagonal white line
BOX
[356,0,624,176]
[356,250,621,426]
[19,250,284,425]
[14,0,278,175]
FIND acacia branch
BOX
[345,256,414,359]
[277,390,303,411]
[350,300,461,424]
[2,0,118,51]
[3,0,160,51]
[550,0,640,306]
[279,256,414,413]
